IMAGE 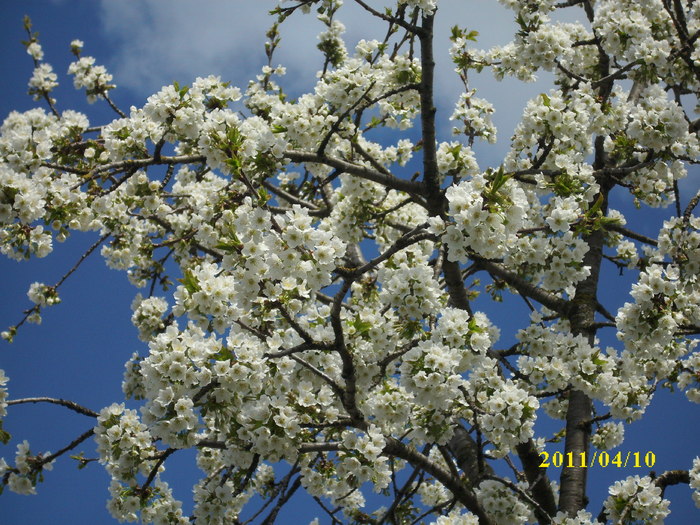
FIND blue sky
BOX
[0,1,698,523]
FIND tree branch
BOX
[384,438,493,524]
[7,397,98,418]
[473,258,571,316]
[285,150,422,195]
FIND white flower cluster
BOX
[445,171,528,260]
[1,166,47,224]
[101,76,242,165]
[397,0,436,15]
[399,309,499,443]
[67,56,115,102]
[0,107,95,261]
[313,40,421,130]
[429,509,479,525]
[436,141,480,180]
[471,371,540,456]
[95,403,158,482]
[678,351,700,403]
[134,324,219,447]
[26,42,43,61]
[616,264,691,376]
[603,475,669,524]
[340,425,391,490]
[450,92,497,143]
[622,161,687,208]
[691,457,700,508]
[131,294,169,342]
[658,215,700,282]
[627,85,699,152]
[517,321,614,396]
[434,309,498,355]
[519,22,581,72]
[400,339,468,442]
[0,224,53,261]
[508,89,607,171]
[476,479,534,525]
[301,458,368,513]
[107,478,188,524]
[518,317,655,421]
[417,453,452,506]
[95,404,188,523]
[505,230,591,295]
[378,260,444,319]
[591,421,625,450]
[26,282,60,307]
[1,108,88,170]
[614,217,700,405]
[1,440,53,495]
[70,39,83,53]
[614,238,640,269]
[486,16,590,82]
[593,0,672,69]
[328,174,384,243]
[497,0,556,17]
[28,64,58,99]
[317,17,347,67]
[0,369,7,419]
[544,196,580,233]
[550,510,598,525]
[360,377,413,435]
[192,473,255,524]
[169,197,345,323]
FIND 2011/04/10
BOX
[539,451,656,468]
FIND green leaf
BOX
[465,30,479,41]
[214,241,241,253]
[586,194,604,218]
[354,319,372,336]
[70,453,88,469]
[177,269,200,294]
[0,422,11,445]
[491,165,509,192]
[212,346,234,361]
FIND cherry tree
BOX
[1,0,700,523]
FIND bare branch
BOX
[8,397,98,418]
[605,223,659,247]
[351,0,424,35]
[384,438,493,524]
[285,150,422,195]
[473,258,571,316]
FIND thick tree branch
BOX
[285,150,422,195]
[516,441,558,521]
[417,13,442,215]
[473,258,571,316]
[605,223,659,247]
[338,224,433,279]
[384,438,493,524]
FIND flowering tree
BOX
[1,0,700,523]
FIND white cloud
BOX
[97,1,517,93]
[95,1,571,165]
[98,1,272,95]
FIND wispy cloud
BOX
[98,1,273,95]
[95,1,560,164]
